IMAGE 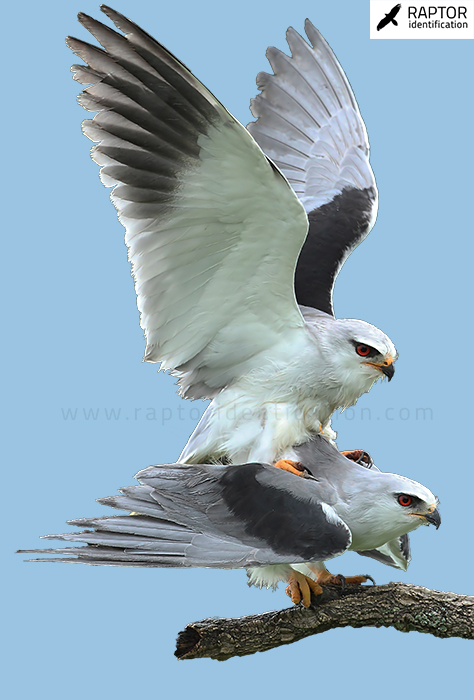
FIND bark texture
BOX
[175,582,474,661]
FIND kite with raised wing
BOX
[66,6,397,465]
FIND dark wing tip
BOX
[100,5,122,25]
[77,10,103,27]
[100,5,120,19]
[100,5,136,35]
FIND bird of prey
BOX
[21,436,440,608]
[377,4,402,31]
[68,7,396,464]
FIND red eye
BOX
[356,344,371,357]
[398,494,412,507]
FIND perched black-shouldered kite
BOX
[20,437,440,607]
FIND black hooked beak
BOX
[424,507,441,529]
[381,362,395,381]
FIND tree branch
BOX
[175,582,474,660]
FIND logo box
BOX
[370,0,474,38]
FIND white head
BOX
[310,316,397,407]
[337,471,440,552]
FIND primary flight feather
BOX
[68,6,396,463]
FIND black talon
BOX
[356,451,374,469]
[366,575,376,585]
[328,574,346,591]
[300,465,318,481]
[303,471,318,481]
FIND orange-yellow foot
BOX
[341,450,373,468]
[343,575,374,585]
[308,567,375,591]
[273,460,314,479]
[274,459,305,477]
[285,571,323,607]
[314,569,345,586]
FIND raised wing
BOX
[247,20,377,316]
[68,6,308,398]
[19,462,351,568]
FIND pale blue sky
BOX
[4,1,473,696]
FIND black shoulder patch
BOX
[295,186,377,316]
[219,464,350,561]
[69,8,222,230]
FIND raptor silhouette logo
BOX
[377,3,402,30]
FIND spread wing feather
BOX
[247,20,378,315]
[20,462,351,568]
[68,6,308,398]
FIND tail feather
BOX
[96,495,171,520]
[39,526,190,553]
[18,468,253,568]
[19,463,280,570]
[19,545,185,567]
[66,515,191,541]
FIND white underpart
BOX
[248,558,343,590]
[180,310,395,463]
[247,565,296,590]
[247,562,330,590]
